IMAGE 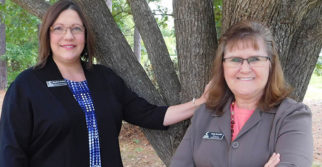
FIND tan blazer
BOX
[170,98,313,167]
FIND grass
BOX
[310,74,322,89]
[313,162,322,167]
[304,74,322,100]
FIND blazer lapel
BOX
[212,99,233,145]
[32,58,90,161]
[32,57,83,114]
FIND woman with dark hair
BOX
[0,1,207,166]
[170,21,313,167]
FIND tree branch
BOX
[152,13,173,17]
[128,0,181,105]
[11,0,49,19]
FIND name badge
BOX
[202,132,224,140]
[46,80,67,87]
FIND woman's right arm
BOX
[274,101,313,166]
[0,82,32,167]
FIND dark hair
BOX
[36,0,95,69]
[206,20,292,115]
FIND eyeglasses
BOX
[50,24,85,35]
[223,56,271,68]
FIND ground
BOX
[119,123,165,167]
[0,90,321,166]
[305,99,322,166]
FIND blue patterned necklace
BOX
[65,79,102,167]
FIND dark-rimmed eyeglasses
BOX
[223,56,271,68]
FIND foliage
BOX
[47,0,58,5]
[2,0,40,85]
[148,0,169,30]
[5,42,38,83]
[314,55,322,76]
[111,0,177,84]
[213,0,223,38]
[112,0,134,46]
[111,0,171,50]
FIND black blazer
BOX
[0,58,167,167]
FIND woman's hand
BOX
[264,153,280,167]
[199,80,212,102]
[163,80,213,126]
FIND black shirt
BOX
[0,58,167,167]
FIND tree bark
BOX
[11,0,49,18]
[0,0,7,90]
[128,0,181,106]
[133,26,141,62]
[174,0,217,102]
[222,0,322,101]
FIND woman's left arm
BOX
[107,66,210,128]
[275,103,313,167]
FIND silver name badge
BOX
[203,132,224,140]
[46,80,67,87]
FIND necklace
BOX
[231,101,235,140]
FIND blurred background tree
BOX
[1,0,39,85]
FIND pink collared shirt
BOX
[231,104,255,141]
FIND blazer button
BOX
[232,141,239,149]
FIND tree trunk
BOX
[174,0,217,102]
[133,26,141,62]
[280,4,322,100]
[222,0,322,101]
[171,2,218,165]
[0,0,7,90]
